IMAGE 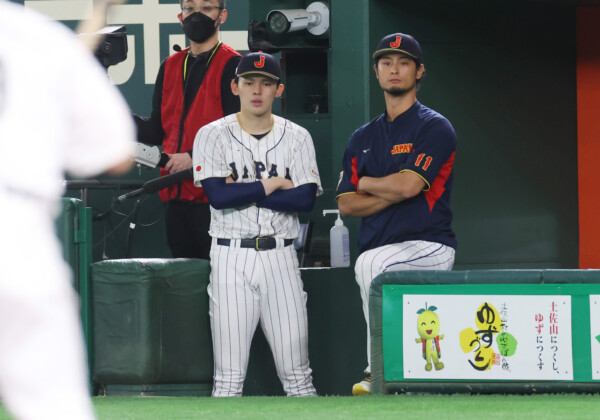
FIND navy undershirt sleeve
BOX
[257,183,317,213]
[201,177,266,210]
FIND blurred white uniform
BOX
[0,2,134,419]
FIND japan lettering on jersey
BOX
[193,114,322,239]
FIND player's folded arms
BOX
[202,177,317,212]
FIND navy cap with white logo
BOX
[373,33,422,62]
[235,52,281,81]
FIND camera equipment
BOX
[266,2,329,36]
[80,25,128,69]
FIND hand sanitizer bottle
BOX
[323,210,350,267]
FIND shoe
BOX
[352,376,371,395]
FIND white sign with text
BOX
[402,295,573,380]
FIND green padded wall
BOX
[92,258,212,395]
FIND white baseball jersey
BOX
[0,2,134,419]
[192,112,321,397]
[193,113,322,240]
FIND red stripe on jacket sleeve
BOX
[350,156,359,189]
[424,152,455,211]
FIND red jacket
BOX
[160,43,239,202]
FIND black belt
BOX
[217,237,294,251]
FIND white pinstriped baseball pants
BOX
[208,238,317,397]
[355,240,455,374]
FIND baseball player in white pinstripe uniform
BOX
[192,52,321,397]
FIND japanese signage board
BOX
[402,295,573,380]
[380,282,600,385]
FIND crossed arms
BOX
[337,171,425,217]
[202,176,318,212]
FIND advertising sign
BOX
[401,295,573,380]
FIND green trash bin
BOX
[92,258,213,396]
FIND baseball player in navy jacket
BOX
[337,32,457,395]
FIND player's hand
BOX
[165,153,192,174]
[356,177,369,195]
[225,176,235,184]
[280,178,295,190]
[260,177,292,196]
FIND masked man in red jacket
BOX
[135,0,241,259]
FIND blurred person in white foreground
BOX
[0,1,134,419]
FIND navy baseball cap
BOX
[373,33,422,62]
[235,52,281,81]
